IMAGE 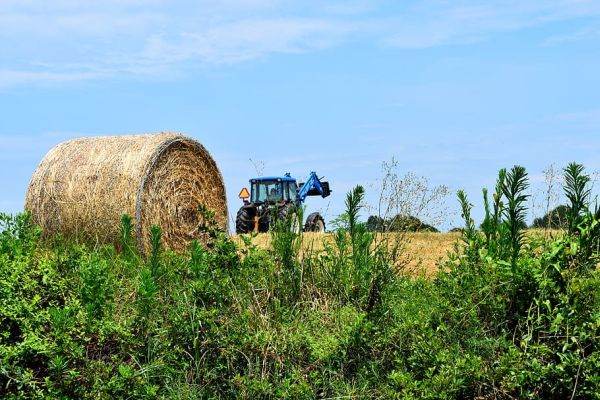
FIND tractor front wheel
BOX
[304,212,326,233]
[235,207,254,234]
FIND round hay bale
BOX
[25,133,228,252]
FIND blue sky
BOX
[1,0,600,229]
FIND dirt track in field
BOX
[234,232,461,276]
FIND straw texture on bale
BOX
[26,133,228,252]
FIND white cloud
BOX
[0,69,106,88]
[1,0,600,87]
[384,1,600,49]
[553,108,600,130]
[140,18,354,65]
[544,25,600,45]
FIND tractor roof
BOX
[250,175,297,183]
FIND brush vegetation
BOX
[1,164,599,399]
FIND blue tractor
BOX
[236,172,331,234]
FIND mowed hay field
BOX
[234,232,461,276]
[234,229,564,276]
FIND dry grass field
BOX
[233,229,564,276]
[234,232,462,276]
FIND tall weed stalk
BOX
[501,166,529,265]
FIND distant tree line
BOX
[360,205,571,233]
[365,214,439,232]
[531,205,569,229]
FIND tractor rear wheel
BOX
[277,203,301,233]
[304,212,326,232]
[235,207,254,234]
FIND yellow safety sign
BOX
[238,187,250,199]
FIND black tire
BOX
[275,203,301,233]
[235,207,254,234]
[304,212,326,232]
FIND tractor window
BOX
[282,182,289,201]
[252,181,283,203]
[288,182,298,202]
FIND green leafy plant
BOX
[501,165,529,265]
[564,162,591,234]
[457,189,478,248]
[149,225,162,278]
[270,205,303,303]
[119,214,136,260]
[79,253,114,321]
[345,185,364,241]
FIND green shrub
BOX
[0,165,598,399]
[79,252,114,321]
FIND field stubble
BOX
[235,231,461,276]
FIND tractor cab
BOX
[249,174,298,205]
